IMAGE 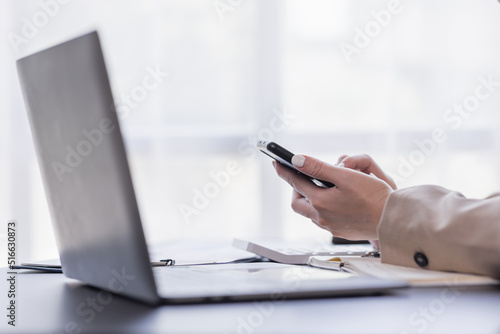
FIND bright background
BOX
[1,0,500,262]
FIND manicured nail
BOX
[337,162,345,168]
[292,155,305,168]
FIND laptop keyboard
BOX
[153,265,279,296]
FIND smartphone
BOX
[257,140,335,188]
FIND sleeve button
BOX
[414,252,429,267]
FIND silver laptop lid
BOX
[17,31,160,304]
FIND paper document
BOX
[308,256,499,287]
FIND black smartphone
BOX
[257,140,335,188]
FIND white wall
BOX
[1,0,500,262]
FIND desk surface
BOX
[1,240,500,334]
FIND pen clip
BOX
[362,251,380,258]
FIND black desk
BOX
[2,241,500,333]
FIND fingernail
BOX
[272,161,277,169]
[337,162,345,168]
[292,155,305,168]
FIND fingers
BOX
[290,190,318,221]
[291,191,329,231]
[274,164,327,231]
[273,161,321,199]
[336,155,348,165]
[290,154,360,188]
[340,154,381,174]
[273,157,390,240]
[338,154,397,190]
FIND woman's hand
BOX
[273,155,393,240]
[333,154,396,249]
[336,154,397,190]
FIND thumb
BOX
[291,154,350,187]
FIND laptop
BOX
[16,31,406,305]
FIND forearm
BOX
[378,185,500,277]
